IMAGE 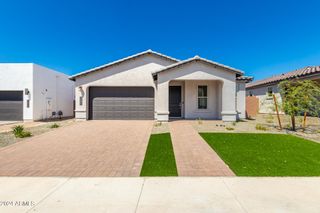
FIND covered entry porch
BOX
[154,56,240,122]
[168,80,223,120]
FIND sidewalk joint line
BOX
[222,178,249,213]
[26,177,72,213]
[134,178,146,213]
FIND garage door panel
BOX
[0,91,23,121]
[92,101,154,111]
[92,111,154,120]
[89,87,154,120]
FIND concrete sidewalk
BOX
[0,177,319,213]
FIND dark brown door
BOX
[169,86,181,117]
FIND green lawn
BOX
[200,133,320,176]
[140,133,178,176]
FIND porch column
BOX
[156,81,169,121]
[221,80,237,121]
[236,82,246,119]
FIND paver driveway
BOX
[0,121,153,176]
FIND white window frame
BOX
[198,85,208,109]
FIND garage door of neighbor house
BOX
[0,91,23,121]
[89,87,154,120]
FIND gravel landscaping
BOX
[193,114,320,142]
[0,119,76,148]
[151,121,170,134]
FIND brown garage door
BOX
[0,91,23,121]
[89,87,154,120]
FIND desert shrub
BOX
[255,124,267,131]
[154,122,162,127]
[12,125,32,138]
[12,125,23,135]
[226,127,234,131]
[266,119,273,123]
[197,117,202,124]
[50,123,60,128]
[20,131,32,137]
[266,114,273,119]
[232,121,236,126]
[265,114,274,123]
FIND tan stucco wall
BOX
[73,57,244,122]
[157,61,238,121]
[74,55,175,119]
[184,80,221,119]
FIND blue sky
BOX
[0,0,320,80]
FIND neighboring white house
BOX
[0,63,75,121]
[246,66,320,113]
[70,50,252,122]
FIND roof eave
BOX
[246,72,320,89]
[153,57,244,76]
[237,76,254,83]
[246,66,320,89]
[69,49,180,80]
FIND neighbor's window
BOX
[79,96,83,106]
[198,85,207,109]
[267,87,273,97]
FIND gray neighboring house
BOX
[246,66,320,113]
[70,50,252,122]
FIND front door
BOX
[169,86,181,117]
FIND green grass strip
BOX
[200,133,320,176]
[140,133,178,176]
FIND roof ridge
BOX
[153,56,243,75]
[70,50,180,80]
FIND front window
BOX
[198,85,207,109]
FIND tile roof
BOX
[152,55,244,75]
[246,66,320,89]
[236,76,253,82]
[69,49,180,80]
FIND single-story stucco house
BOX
[246,66,320,114]
[0,63,75,121]
[70,50,252,122]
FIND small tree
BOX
[296,80,320,128]
[279,80,300,130]
[279,80,320,131]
